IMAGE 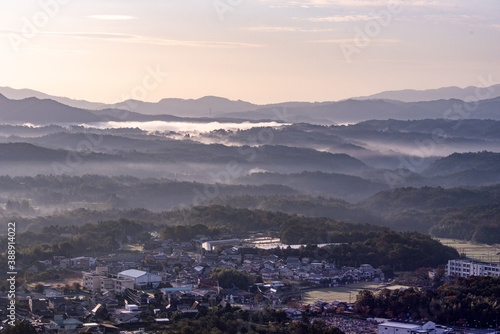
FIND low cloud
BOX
[87,15,137,20]
[308,15,381,22]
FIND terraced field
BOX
[438,238,500,263]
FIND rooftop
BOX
[118,269,149,278]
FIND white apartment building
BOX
[446,259,500,278]
[82,271,134,294]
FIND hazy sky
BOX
[1,0,499,104]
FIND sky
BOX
[0,0,499,104]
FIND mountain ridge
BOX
[1,84,499,120]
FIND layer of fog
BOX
[87,121,288,134]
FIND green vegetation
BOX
[1,206,458,278]
[165,305,343,334]
[0,174,297,218]
[423,151,500,177]
[235,171,388,202]
[359,185,500,244]
[168,205,388,244]
[1,321,37,334]
[210,195,381,225]
[354,276,500,326]
[209,268,251,289]
[253,232,458,271]
[0,219,153,270]
[160,224,221,242]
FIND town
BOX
[2,231,499,333]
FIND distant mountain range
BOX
[0,94,111,124]
[354,84,500,102]
[1,84,499,123]
[0,93,267,125]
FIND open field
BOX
[438,238,500,264]
[303,282,410,304]
[122,244,144,252]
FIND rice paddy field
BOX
[437,238,500,264]
[122,244,144,252]
[302,282,410,304]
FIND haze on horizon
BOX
[0,0,499,105]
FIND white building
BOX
[378,320,453,334]
[82,271,134,294]
[82,272,103,292]
[378,320,446,334]
[202,239,241,252]
[118,269,162,288]
[446,259,500,278]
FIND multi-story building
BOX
[446,259,500,278]
[82,271,135,294]
[83,272,103,292]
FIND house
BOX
[286,256,301,268]
[117,269,162,289]
[93,292,119,312]
[198,279,219,290]
[47,318,83,332]
[48,297,67,313]
[111,312,140,324]
[162,286,193,298]
[81,323,120,333]
[29,298,48,315]
[71,257,96,270]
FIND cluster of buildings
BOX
[74,237,385,293]
[2,235,390,332]
[82,268,162,294]
[7,234,499,333]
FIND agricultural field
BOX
[122,244,144,252]
[438,238,500,263]
[302,282,410,304]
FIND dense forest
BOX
[0,206,458,275]
[359,186,500,243]
[354,276,500,326]
[3,181,499,244]
[245,232,459,271]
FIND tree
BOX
[34,283,44,293]
[2,321,37,334]
[355,290,376,315]
[209,268,251,289]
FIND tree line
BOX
[354,276,500,326]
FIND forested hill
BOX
[358,185,500,215]
[358,185,500,244]
[0,205,458,273]
[423,151,500,176]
